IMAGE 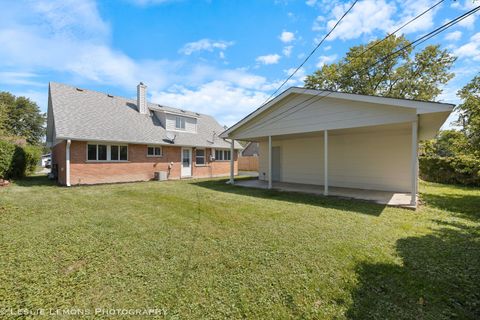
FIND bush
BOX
[419,155,480,186]
[23,145,42,175]
[0,140,16,179]
[0,139,41,179]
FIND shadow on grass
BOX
[12,175,56,187]
[193,179,386,216]
[421,192,480,221]
[347,223,480,319]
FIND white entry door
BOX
[181,148,192,177]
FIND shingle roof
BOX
[48,82,241,149]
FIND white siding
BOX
[233,94,417,140]
[258,124,412,192]
[165,114,197,133]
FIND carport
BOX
[221,87,454,208]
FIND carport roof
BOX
[220,87,454,138]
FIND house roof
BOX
[47,82,241,149]
[220,87,455,138]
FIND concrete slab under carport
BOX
[234,179,417,209]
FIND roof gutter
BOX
[66,139,71,187]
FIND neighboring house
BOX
[46,82,241,186]
[221,87,454,206]
[241,142,259,156]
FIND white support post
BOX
[324,130,328,196]
[229,139,235,185]
[268,135,272,189]
[66,139,71,187]
[411,121,418,206]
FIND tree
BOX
[422,130,469,157]
[0,100,6,136]
[0,92,46,145]
[455,74,480,154]
[304,35,456,101]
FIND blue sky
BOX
[0,0,479,127]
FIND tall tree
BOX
[456,73,480,154]
[0,100,6,136]
[0,92,46,145]
[304,35,456,101]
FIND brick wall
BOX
[191,147,238,178]
[55,140,238,185]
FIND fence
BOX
[238,156,259,171]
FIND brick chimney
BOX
[137,82,147,114]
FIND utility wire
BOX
[239,4,479,136]
[355,0,446,59]
[259,0,359,107]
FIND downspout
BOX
[66,139,71,187]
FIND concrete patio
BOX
[234,179,416,209]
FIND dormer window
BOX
[175,116,186,130]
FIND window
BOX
[195,149,205,165]
[111,145,119,161]
[87,144,128,161]
[87,144,97,161]
[98,145,107,160]
[147,146,162,157]
[175,116,186,130]
[214,149,231,161]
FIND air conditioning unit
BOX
[154,171,168,181]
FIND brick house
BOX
[46,82,241,186]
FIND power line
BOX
[239,0,451,135]
[239,4,480,136]
[259,0,359,107]
[356,0,446,58]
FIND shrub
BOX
[0,140,16,179]
[419,155,480,186]
[0,139,42,179]
[23,145,42,175]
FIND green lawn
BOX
[0,177,479,319]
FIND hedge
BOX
[0,140,41,179]
[419,155,480,186]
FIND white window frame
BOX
[175,116,186,130]
[86,143,128,162]
[195,148,206,166]
[147,146,163,157]
[214,149,231,161]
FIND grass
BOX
[0,176,479,319]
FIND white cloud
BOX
[315,0,443,41]
[391,0,440,34]
[282,45,293,57]
[0,0,274,126]
[445,31,463,41]
[279,31,296,43]
[256,54,281,65]
[179,39,234,55]
[316,54,338,68]
[454,32,480,61]
[150,81,269,126]
[284,67,307,82]
[306,0,317,6]
[324,0,396,40]
[457,13,477,30]
[0,72,44,87]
